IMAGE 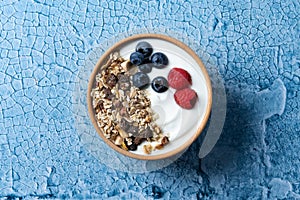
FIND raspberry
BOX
[174,88,198,109]
[168,68,192,90]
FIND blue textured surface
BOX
[0,0,299,199]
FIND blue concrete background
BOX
[0,0,299,199]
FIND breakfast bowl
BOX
[87,33,212,160]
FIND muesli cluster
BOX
[91,52,169,154]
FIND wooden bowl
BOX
[87,34,212,160]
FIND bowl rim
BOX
[87,33,212,160]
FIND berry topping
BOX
[151,76,169,93]
[132,72,150,89]
[136,41,153,58]
[138,63,153,73]
[130,52,145,65]
[174,88,198,109]
[168,67,192,90]
[126,140,138,151]
[151,52,168,68]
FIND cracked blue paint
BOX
[0,0,299,199]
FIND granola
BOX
[91,52,169,154]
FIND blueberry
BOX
[127,143,138,151]
[124,137,138,151]
[138,63,153,73]
[132,72,150,89]
[130,52,144,65]
[136,41,153,58]
[151,76,169,93]
[142,57,151,64]
[151,52,168,68]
